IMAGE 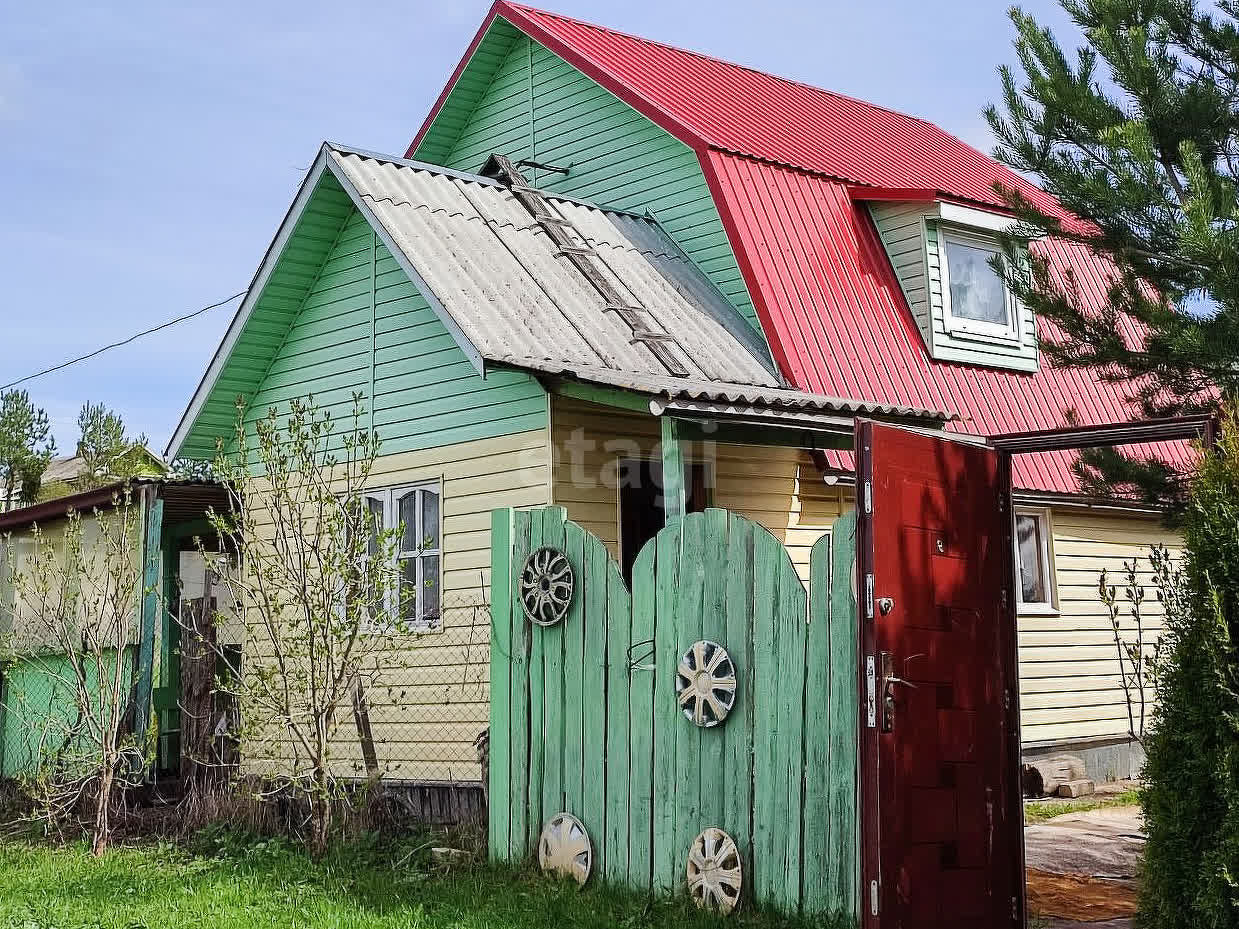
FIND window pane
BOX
[399,557,418,621]
[421,489,440,551]
[421,554,440,620]
[365,497,384,558]
[399,491,419,554]
[1016,514,1046,604]
[945,237,1009,326]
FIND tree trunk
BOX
[310,764,331,855]
[92,762,114,856]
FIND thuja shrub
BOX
[1141,412,1239,928]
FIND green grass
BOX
[1022,788,1142,824]
[0,830,848,929]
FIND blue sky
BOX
[0,0,1077,455]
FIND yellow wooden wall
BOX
[239,427,551,783]
[549,397,1181,750]
[238,398,1181,780]
[550,397,846,583]
[1019,508,1180,747]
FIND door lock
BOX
[879,651,916,732]
[876,596,895,616]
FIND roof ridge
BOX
[500,2,949,133]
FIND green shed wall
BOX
[416,30,765,340]
[237,207,547,456]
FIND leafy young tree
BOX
[0,490,151,856]
[196,394,417,854]
[75,402,149,490]
[0,390,54,510]
[985,0,1239,505]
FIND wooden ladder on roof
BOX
[482,154,689,378]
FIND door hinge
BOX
[870,880,879,916]
[1001,588,1009,610]
[863,480,872,514]
[865,573,875,619]
[865,656,877,728]
[1011,895,1019,923]
[999,492,1008,514]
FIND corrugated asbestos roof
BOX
[407,3,1197,492]
[498,357,948,422]
[329,148,780,390]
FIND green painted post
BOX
[133,488,164,759]
[489,508,514,860]
[660,417,685,524]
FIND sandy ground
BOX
[1024,805,1143,928]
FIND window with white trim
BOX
[363,482,441,630]
[941,229,1019,341]
[1015,509,1057,612]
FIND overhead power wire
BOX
[0,290,245,392]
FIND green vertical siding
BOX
[417,33,765,338]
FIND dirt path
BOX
[1025,806,1143,927]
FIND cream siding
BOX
[549,396,845,583]
[1018,508,1180,747]
[241,428,551,782]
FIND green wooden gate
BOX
[489,506,859,917]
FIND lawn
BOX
[1021,787,1142,824]
[0,830,843,929]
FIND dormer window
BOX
[866,197,1038,373]
[940,229,1018,341]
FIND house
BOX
[0,478,230,779]
[0,445,167,513]
[39,446,167,497]
[166,3,1188,785]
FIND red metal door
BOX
[856,421,1024,929]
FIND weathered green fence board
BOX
[561,520,586,830]
[651,522,680,892]
[582,530,609,873]
[488,509,514,861]
[826,513,860,918]
[490,507,859,918]
[628,540,657,887]
[510,510,534,857]
[603,554,633,884]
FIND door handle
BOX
[879,651,916,733]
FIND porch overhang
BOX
[988,414,1217,454]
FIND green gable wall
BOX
[178,177,547,459]
[414,29,766,341]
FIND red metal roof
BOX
[411,2,1196,492]
[702,154,1187,492]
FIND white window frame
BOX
[939,227,1021,343]
[1014,507,1058,614]
[362,480,443,632]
